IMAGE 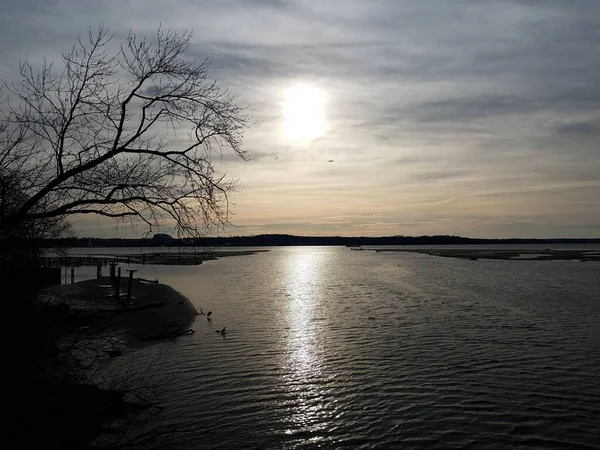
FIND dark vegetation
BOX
[45,234,600,248]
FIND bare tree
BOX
[0,26,249,238]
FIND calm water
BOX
[85,247,600,449]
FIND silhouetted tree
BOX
[0,26,248,240]
[0,27,249,448]
[0,169,70,272]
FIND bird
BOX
[207,311,212,320]
[215,327,226,335]
[328,160,334,163]
[199,308,205,315]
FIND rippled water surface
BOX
[111,247,600,449]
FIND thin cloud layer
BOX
[1,0,599,237]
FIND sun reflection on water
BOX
[281,249,332,438]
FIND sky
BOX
[1,0,599,238]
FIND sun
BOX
[283,83,326,141]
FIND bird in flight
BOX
[216,327,226,335]
[199,308,205,315]
[207,311,212,320]
[328,160,334,163]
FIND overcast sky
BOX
[1,0,599,238]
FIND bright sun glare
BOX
[283,83,326,141]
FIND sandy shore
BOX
[122,249,269,265]
[44,277,199,348]
[14,278,199,448]
[373,248,600,262]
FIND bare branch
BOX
[0,26,249,238]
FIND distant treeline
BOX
[41,234,600,248]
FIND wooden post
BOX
[96,263,102,279]
[115,267,121,302]
[70,267,75,285]
[109,262,118,287]
[126,269,138,306]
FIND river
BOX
[71,246,600,449]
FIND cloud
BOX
[1,0,600,237]
[556,121,600,138]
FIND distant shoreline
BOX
[375,248,600,262]
[37,234,600,249]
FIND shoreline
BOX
[45,276,199,349]
[372,248,600,262]
[12,277,200,448]
[42,249,270,267]
[122,249,270,266]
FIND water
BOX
[85,247,600,449]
